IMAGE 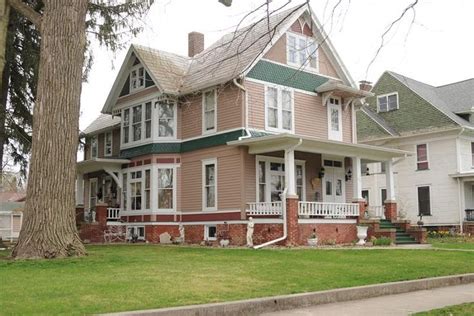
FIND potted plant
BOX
[356,224,369,245]
[307,229,318,247]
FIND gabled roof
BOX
[102,3,355,113]
[436,78,474,113]
[83,114,120,135]
[359,105,398,136]
[387,71,474,128]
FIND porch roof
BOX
[449,172,474,179]
[315,80,374,99]
[227,133,412,161]
[76,158,130,174]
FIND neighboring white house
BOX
[357,71,474,230]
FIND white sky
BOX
[79,0,474,130]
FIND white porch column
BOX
[76,173,84,205]
[284,148,297,197]
[385,160,396,202]
[352,157,362,200]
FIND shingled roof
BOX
[83,114,120,135]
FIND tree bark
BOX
[0,1,9,178]
[12,0,88,259]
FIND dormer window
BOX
[130,65,145,92]
[287,33,318,70]
[377,92,398,112]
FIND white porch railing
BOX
[107,207,121,221]
[298,201,359,218]
[246,201,283,216]
[367,205,385,219]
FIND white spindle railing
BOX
[246,201,283,216]
[107,207,121,220]
[367,205,385,219]
[298,201,359,218]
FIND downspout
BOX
[254,139,303,249]
[233,78,252,140]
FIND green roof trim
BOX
[120,129,246,158]
[247,60,329,92]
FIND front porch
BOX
[247,201,360,219]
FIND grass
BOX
[429,236,474,250]
[414,302,474,315]
[0,245,473,315]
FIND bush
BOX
[373,237,392,246]
[428,230,451,238]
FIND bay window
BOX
[158,168,174,209]
[158,99,175,138]
[122,109,130,144]
[132,105,142,141]
[130,171,142,211]
[287,33,318,70]
[203,89,217,134]
[265,85,294,132]
[203,159,217,211]
[145,102,152,138]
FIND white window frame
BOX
[129,169,145,211]
[377,92,399,113]
[327,97,343,141]
[157,99,177,140]
[264,85,295,133]
[126,225,145,241]
[90,135,98,159]
[202,89,217,135]
[156,165,176,212]
[104,131,113,157]
[416,143,429,170]
[129,64,145,93]
[89,178,98,209]
[470,142,474,168]
[286,32,319,72]
[416,185,432,216]
[204,225,217,241]
[255,155,306,202]
[202,158,217,212]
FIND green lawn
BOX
[429,236,474,250]
[414,302,474,315]
[0,245,473,315]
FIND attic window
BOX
[130,64,145,92]
[377,93,398,112]
[287,33,318,70]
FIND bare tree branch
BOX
[8,0,42,31]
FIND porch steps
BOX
[379,220,419,245]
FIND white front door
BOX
[327,97,343,141]
[323,159,345,203]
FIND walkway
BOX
[262,283,474,316]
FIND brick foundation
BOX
[407,226,427,244]
[298,223,357,245]
[286,197,299,246]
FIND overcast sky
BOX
[79,0,474,130]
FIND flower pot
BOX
[307,237,318,247]
[356,225,368,245]
[219,239,230,247]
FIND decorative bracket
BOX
[322,92,334,107]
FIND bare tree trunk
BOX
[0,1,9,181]
[12,0,88,259]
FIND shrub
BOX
[373,237,392,246]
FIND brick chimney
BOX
[359,80,373,91]
[188,32,204,57]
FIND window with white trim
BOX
[203,89,217,133]
[123,109,130,144]
[132,104,142,142]
[471,142,474,167]
[157,99,176,138]
[205,225,217,241]
[203,159,217,211]
[416,144,429,170]
[130,170,142,211]
[127,226,145,240]
[327,97,342,141]
[122,173,127,211]
[122,100,163,145]
[145,169,151,209]
[130,65,145,92]
[265,85,294,132]
[104,131,112,156]
[145,102,152,139]
[417,186,431,216]
[157,168,174,210]
[287,33,318,70]
[377,93,398,112]
[90,135,98,158]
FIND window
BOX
[123,109,130,144]
[158,99,175,138]
[296,165,304,199]
[104,131,112,156]
[145,170,151,209]
[471,142,474,167]
[327,97,342,141]
[258,161,266,203]
[130,171,142,211]
[122,173,127,211]
[203,159,217,211]
[287,33,318,70]
[90,135,98,158]
[130,65,145,92]
[158,168,174,209]
[381,188,387,204]
[127,226,145,240]
[205,225,217,241]
[132,105,142,142]
[380,162,386,173]
[416,144,429,170]
[265,86,293,132]
[145,102,152,138]
[417,186,431,216]
[362,190,369,204]
[377,93,399,112]
[203,89,217,133]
